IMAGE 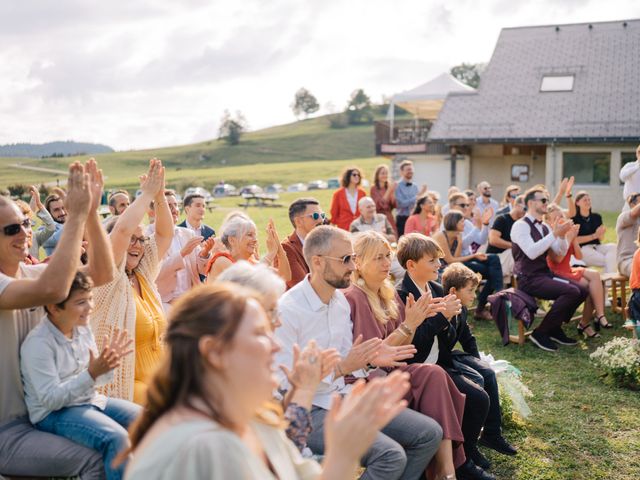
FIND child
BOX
[441,263,517,462]
[626,229,640,335]
[20,271,140,480]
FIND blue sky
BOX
[1,0,638,150]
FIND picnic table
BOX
[238,193,283,209]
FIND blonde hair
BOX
[352,231,399,325]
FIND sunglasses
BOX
[129,235,150,246]
[304,212,327,221]
[456,203,470,208]
[2,218,31,236]
[320,253,357,265]
[534,197,549,204]
[351,172,361,177]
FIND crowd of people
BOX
[1,146,638,480]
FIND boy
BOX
[20,271,140,480]
[625,229,640,336]
[442,263,517,462]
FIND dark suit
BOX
[398,273,492,455]
[177,220,215,240]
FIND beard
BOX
[323,263,352,289]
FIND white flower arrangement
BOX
[590,337,640,389]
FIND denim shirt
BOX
[40,222,64,257]
[394,181,419,216]
[20,315,111,424]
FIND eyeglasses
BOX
[534,197,549,204]
[320,253,357,265]
[129,235,150,246]
[2,218,30,236]
[351,172,361,177]
[509,193,519,199]
[456,203,470,208]
[303,212,327,221]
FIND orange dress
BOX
[547,244,584,282]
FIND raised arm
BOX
[151,166,173,259]
[0,163,91,309]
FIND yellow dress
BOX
[132,272,166,405]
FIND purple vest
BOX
[512,217,551,277]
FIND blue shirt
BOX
[394,181,419,216]
[40,222,64,256]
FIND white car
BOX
[287,183,308,192]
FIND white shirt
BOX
[20,316,112,424]
[185,219,202,237]
[510,214,568,260]
[462,219,488,255]
[345,189,358,215]
[275,276,366,410]
[620,160,640,200]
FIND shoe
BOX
[456,459,496,480]
[594,314,613,331]
[469,446,491,469]
[529,331,558,352]
[479,434,518,456]
[577,323,600,339]
[549,328,578,346]
[474,308,493,321]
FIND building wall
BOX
[545,144,633,212]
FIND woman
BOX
[496,185,521,215]
[370,164,397,235]
[571,191,617,275]
[344,231,466,480]
[124,283,414,480]
[205,216,290,282]
[330,166,367,231]
[404,193,438,237]
[545,204,611,336]
[218,261,340,454]
[92,159,173,404]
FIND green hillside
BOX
[0,115,381,190]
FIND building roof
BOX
[428,19,640,144]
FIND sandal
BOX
[577,323,600,338]
[594,314,613,331]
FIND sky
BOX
[0,0,638,151]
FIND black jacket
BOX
[398,273,479,368]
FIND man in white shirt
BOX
[619,144,640,202]
[0,160,113,479]
[178,193,215,240]
[511,187,588,352]
[275,225,442,480]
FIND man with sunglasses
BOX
[281,198,326,289]
[476,182,499,226]
[0,160,114,479]
[275,225,442,480]
[616,193,640,277]
[511,187,588,352]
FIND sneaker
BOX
[529,331,558,352]
[469,446,491,469]
[479,434,518,456]
[549,328,578,346]
[456,459,496,480]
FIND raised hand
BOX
[52,186,67,200]
[64,162,91,221]
[566,176,575,196]
[370,342,416,368]
[29,185,44,212]
[199,237,215,258]
[85,158,104,214]
[441,293,462,319]
[107,327,134,359]
[481,207,493,225]
[280,341,338,393]
[557,177,568,196]
[595,224,606,240]
[553,218,573,239]
[566,224,580,243]
[324,371,410,462]
[339,335,382,374]
[139,158,165,197]
[181,236,204,257]
[404,291,434,328]
[88,328,132,380]
[265,219,281,256]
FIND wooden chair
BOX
[601,273,629,321]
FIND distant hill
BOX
[0,141,114,158]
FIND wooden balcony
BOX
[375,119,433,155]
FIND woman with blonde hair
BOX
[124,283,415,480]
[343,231,467,480]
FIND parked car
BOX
[287,182,308,192]
[327,178,340,189]
[307,180,328,190]
[265,183,284,194]
[239,184,264,195]
[213,183,238,197]
[184,187,212,202]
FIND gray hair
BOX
[217,260,286,299]
[303,225,350,267]
[358,196,375,209]
[220,215,256,249]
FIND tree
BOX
[345,88,374,125]
[291,88,320,119]
[450,63,486,89]
[217,110,247,146]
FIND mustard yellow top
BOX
[132,271,166,405]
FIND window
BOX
[563,152,610,185]
[621,151,637,185]
[540,75,574,92]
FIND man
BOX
[350,196,396,242]
[108,190,130,216]
[619,144,640,203]
[40,193,67,255]
[178,193,215,240]
[148,190,212,311]
[487,195,526,280]
[395,160,426,236]
[616,193,640,277]
[281,197,325,289]
[450,193,502,320]
[511,187,588,352]
[275,225,442,480]
[0,160,114,479]
[476,182,500,226]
